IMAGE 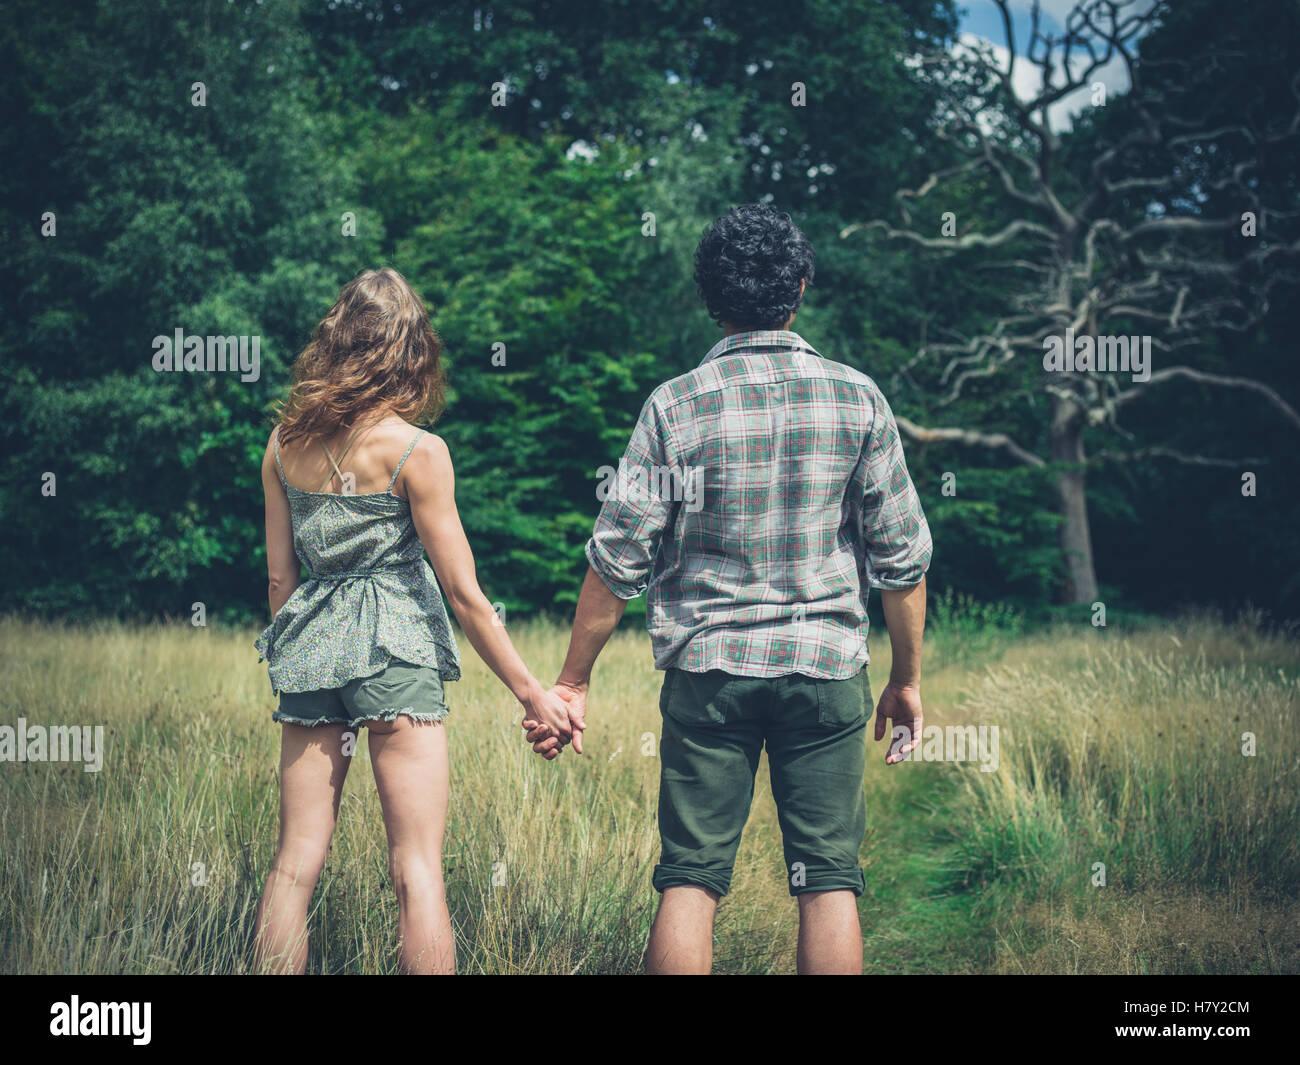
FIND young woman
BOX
[252,267,580,975]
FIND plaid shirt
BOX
[585,330,932,679]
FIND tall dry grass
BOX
[0,611,1295,973]
[0,616,797,973]
[933,616,1300,973]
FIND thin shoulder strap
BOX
[317,442,346,493]
[334,426,364,465]
[317,426,364,493]
[272,427,288,489]
[388,429,426,492]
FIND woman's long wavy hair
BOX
[275,268,446,447]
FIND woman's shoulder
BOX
[362,418,449,486]
[399,425,450,470]
[372,417,445,453]
[262,426,282,468]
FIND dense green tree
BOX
[0,0,377,617]
[1,0,1297,623]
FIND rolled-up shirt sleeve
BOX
[585,395,678,600]
[854,388,932,589]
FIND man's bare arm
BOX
[874,576,926,764]
[524,565,628,755]
[880,577,925,687]
[558,565,629,688]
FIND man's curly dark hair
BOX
[693,204,815,330]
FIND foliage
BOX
[0,0,1296,622]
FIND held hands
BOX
[873,681,923,765]
[521,680,588,760]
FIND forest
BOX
[2,0,1298,626]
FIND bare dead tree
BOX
[843,0,1300,603]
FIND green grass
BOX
[0,610,1296,974]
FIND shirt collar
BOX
[698,329,817,367]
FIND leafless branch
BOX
[1108,366,1300,430]
[896,416,1046,467]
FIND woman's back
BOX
[257,414,462,692]
[274,417,427,579]
[275,417,425,500]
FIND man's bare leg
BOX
[796,889,862,974]
[646,885,719,974]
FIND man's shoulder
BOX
[646,344,884,415]
[813,353,884,394]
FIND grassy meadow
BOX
[0,610,1297,974]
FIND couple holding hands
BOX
[253,204,932,975]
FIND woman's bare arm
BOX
[403,433,583,751]
[263,435,299,617]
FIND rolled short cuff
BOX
[866,568,928,590]
[271,710,348,728]
[584,538,648,601]
[271,707,449,729]
[788,864,866,898]
[349,707,448,727]
[651,863,731,897]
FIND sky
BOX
[954,0,1157,129]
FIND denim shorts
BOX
[273,660,450,729]
[652,666,870,898]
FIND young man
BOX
[528,203,932,974]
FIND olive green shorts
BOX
[273,660,450,729]
[653,666,871,898]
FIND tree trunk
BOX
[1050,392,1100,604]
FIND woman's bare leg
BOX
[366,717,453,974]
[254,723,353,974]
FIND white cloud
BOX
[952,29,1131,133]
